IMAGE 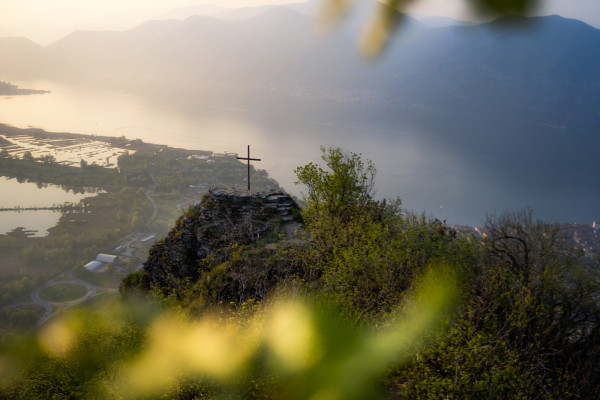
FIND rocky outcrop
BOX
[210,187,297,222]
[141,188,300,292]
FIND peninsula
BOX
[0,81,49,96]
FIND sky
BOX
[0,0,598,45]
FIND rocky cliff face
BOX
[141,188,300,293]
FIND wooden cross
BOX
[237,145,261,191]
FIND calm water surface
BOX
[0,210,64,238]
[1,81,598,226]
[0,176,93,236]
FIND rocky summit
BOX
[139,188,300,293]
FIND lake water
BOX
[0,176,93,236]
[0,210,65,238]
[1,80,598,226]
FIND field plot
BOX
[39,283,88,302]
[0,133,131,167]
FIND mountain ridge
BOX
[0,11,598,128]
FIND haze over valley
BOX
[2,1,600,397]
[0,3,600,225]
[1,2,598,226]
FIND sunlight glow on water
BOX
[0,177,91,209]
[1,81,598,226]
[0,177,95,236]
[0,210,63,237]
[0,81,466,219]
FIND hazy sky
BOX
[1,0,598,45]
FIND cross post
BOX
[236,145,261,191]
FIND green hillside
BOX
[1,147,599,399]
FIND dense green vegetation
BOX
[0,153,143,305]
[38,284,88,302]
[0,155,122,190]
[0,150,144,306]
[0,186,151,306]
[0,305,44,331]
[117,147,279,193]
[1,147,598,399]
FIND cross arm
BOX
[237,157,262,161]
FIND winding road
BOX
[4,271,118,328]
[4,171,169,328]
[145,171,158,226]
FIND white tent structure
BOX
[96,254,117,263]
[84,260,103,272]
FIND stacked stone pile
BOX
[209,187,297,223]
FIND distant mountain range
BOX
[0,7,599,129]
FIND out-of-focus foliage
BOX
[319,0,542,57]
[0,271,455,400]
[467,0,540,15]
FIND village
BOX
[0,126,282,331]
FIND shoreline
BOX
[0,122,212,156]
[1,123,598,257]
[0,81,50,96]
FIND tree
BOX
[293,148,465,321]
[295,146,377,224]
[294,146,379,259]
[39,154,56,164]
[294,146,403,253]
[480,209,600,397]
[22,151,34,162]
[391,209,600,399]
[0,148,10,159]
[484,207,563,283]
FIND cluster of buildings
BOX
[455,221,600,256]
[84,253,118,273]
[568,222,600,256]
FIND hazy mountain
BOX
[409,13,476,27]
[154,3,233,20]
[211,5,283,21]
[154,3,281,22]
[383,15,600,126]
[1,9,599,128]
[150,0,321,23]
[0,37,44,79]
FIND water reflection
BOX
[0,177,93,209]
[0,81,473,221]
[0,176,95,235]
[0,210,63,238]
[1,81,598,226]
